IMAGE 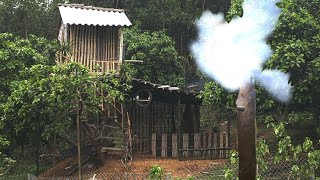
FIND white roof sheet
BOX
[59,4,132,26]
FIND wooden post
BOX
[76,101,82,180]
[207,131,212,156]
[219,133,223,158]
[152,133,156,157]
[161,134,167,157]
[194,133,201,156]
[202,132,206,158]
[225,133,229,157]
[183,133,189,157]
[236,81,257,179]
[213,133,217,158]
[223,133,229,158]
[172,134,178,157]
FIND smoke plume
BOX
[190,0,292,102]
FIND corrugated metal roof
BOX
[58,4,132,26]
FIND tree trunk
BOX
[236,81,257,179]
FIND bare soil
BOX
[41,153,227,178]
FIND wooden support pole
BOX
[161,134,167,157]
[236,81,256,180]
[76,101,82,180]
[172,134,178,157]
[152,133,156,157]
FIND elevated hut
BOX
[57,4,131,72]
[57,4,229,161]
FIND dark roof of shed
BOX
[132,78,202,105]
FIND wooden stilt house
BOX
[57,4,131,72]
[57,4,229,161]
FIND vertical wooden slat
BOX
[152,133,156,157]
[161,134,167,157]
[207,131,212,156]
[119,27,123,64]
[86,26,90,67]
[106,27,109,61]
[78,25,82,63]
[172,134,178,157]
[111,27,114,70]
[80,26,85,65]
[220,133,224,158]
[68,25,73,63]
[88,26,92,70]
[101,27,105,62]
[225,133,229,158]
[92,26,97,68]
[83,26,87,67]
[74,26,78,62]
[183,133,189,157]
[202,132,207,158]
[194,133,201,156]
[97,27,100,62]
[105,27,108,68]
[213,133,218,158]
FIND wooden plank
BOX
[194,133,201,156]
[151,133,157,157]
[68,25,73,63]
[74,25,79,62]
[208,131,212,156]
[119,28,123,63]
[81,26,85,65]
[84,25,88,67]
[161,134,167,157]
[172,134,178,157]
[86,25,90,67]
[93,26,97,71]
[202,132,207,158]
[183,133,189,157]
[225,132,229,158]
[220,133,224,158]
[101,147,124,153]
[213,133,217,158]
[89,26,93,71]
[111,27,115,70]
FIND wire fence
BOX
[1,156,318,179]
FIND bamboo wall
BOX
[58,25,123,72]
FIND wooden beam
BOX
[236,81,257,179]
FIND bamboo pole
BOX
[70,25,74,62]
[76,100,82,179]
[90,26,94,71]
[236,81,256,179]
[75,25,78,62]
[81,26,85,65]
[93,26,97,71]
[85,25,89,67]
[88,26,90,69]
[75,26,79,63]
[108,27,111,71]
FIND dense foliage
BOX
[202,0,320,125]
[0,34,130,174]
[0,0,319,178]
[124,26,186,87]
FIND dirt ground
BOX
[41,153,227,178]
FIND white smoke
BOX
[190,0,292,102]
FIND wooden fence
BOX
[151,132,230,160]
